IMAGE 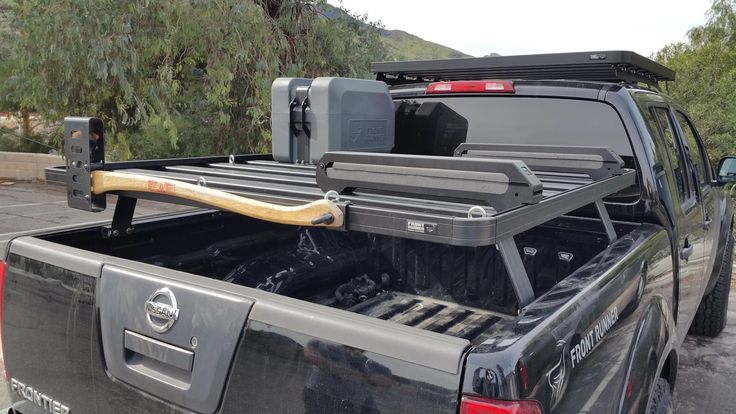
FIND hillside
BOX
[321,4,471,60]
[381,29,470,60]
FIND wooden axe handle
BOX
[91,171,344,228]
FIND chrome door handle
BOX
[704,216,712,230]
[124,330,194,372]
[680,243,694,262]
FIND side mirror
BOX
[717,156,736,184]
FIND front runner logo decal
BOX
[406,220,437,234]
[546,340,569,408]
[10,378,71,413]
[570,306,619,368]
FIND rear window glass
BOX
[395,96,632,157]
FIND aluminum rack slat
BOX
[245,160,316,171]
[165,165,318,187]
[208,162,317,178]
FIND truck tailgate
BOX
[3,237,469,414]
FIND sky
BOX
[326,0,713,57]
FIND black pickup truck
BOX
[2,51,735,414]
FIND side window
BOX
[652,107,688,202]
[675,111,710,186]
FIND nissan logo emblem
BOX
[145,287,179,333]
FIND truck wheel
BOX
[649,378,674,414]
[689,232,733,337]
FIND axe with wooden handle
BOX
[91,171,344,227]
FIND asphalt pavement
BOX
[0,181,186,246]
[0,181,734,413]
[676,278,736,414]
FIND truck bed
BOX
[37,209,639,343]
[3,207,653,414]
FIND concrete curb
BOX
[0,152,64,181]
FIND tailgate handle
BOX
[124,330,194,372]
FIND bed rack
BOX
[49,117,636,308]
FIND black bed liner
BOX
[348,292,507,343]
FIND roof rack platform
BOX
[371,50,675,87]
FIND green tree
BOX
[655,0,736,164]
[0,0,386,159]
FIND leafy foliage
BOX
[0,0,386,159]
[655,0,736,164]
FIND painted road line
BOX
[0,201,67,209]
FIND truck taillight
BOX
[426,80,515,94]
[460,395,542,414]
[0,259,6,381]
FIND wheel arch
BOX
[658,349,678,390]
[617,294,677,414]
[705,201,734,295]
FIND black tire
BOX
[649,378,674,414]
[689,232,733,337]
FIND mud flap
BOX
[98,265,253,414]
